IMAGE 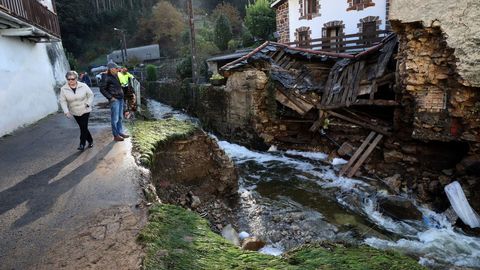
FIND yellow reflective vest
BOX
[117,72,134,87]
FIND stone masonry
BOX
[275,1,290,44]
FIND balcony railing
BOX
[286,30,390,53]
[0,0,60,38]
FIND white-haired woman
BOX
[59,71,94,151]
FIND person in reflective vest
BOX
[117,67,136,118]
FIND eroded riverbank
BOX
[133,99,480,269]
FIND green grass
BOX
[139,204,427,270]
[129,119,197,167]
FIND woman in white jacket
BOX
[59,71,94,151]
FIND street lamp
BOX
[114,28,128,64]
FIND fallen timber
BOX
[220,34,399,176]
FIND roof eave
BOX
[271,0,286,8]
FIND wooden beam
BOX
[339,131,376,176]
[347,133,383,178]
[326,111,391,136]
[276,93,305,114]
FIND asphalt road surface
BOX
[0,87,146,269]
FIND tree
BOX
[150,1,186,56]
[244,0,276,41]
[214,15,233,51]
[211,3,242,35]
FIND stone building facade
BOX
[390,0,480,212]
[275,1,290,44]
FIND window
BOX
[362,21,377,43]
[295,27,311,48]
[298,30,310,48]
[300,0,319,19]
[347,0,375,11]
[322,21,345,52]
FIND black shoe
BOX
[77,144,85,151]
[88,142,94,148]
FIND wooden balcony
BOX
[0,0,60,39]
[286,30,390,53]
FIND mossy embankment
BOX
[130,120,426,270]
[139,204,426,270]
[129,119,197,167]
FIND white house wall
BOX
[0,37,69,137]
[288,0,387,42]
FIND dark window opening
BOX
[304,0,317,16]
[374,84,396,100]
[322,26,343,51]
[298,30,310,48]
[362,21,377,45]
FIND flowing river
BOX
[147,99,480,269]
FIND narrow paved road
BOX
[0,87,146,269]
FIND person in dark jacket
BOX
[100,62,129,141]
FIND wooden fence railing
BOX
[0,0,60,38]
[286,30,390,53]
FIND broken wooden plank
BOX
[347,133,383,178]
[276,89,314,115]
[273,50,286,63]
[284,59,296,70]
[339,131,376,176]
[276,91,306,115]
[326,111,391,136]
[309,110,325,132]
[353,99,398,106]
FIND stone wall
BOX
[275,1,290,43]
[390,21,480,214]
[390,0,480,87]
[393,22,480,144]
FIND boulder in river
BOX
[241,237,266,251]
[378,196,423,221]
[221,224,240,246]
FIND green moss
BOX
[139,204,427,270]
[129,120,197,167]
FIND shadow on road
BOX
[0,142,115,229]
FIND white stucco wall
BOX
[38,0,55,12]
[287,0,387,42]
[0,37,69,137]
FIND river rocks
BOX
[384,174,402,194]
[241,237,266,251]
[222,224,240,246]
[378,196,423,221]
[190,195,201,209]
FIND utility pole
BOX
[114,28,128,64]
[187,0,198,83]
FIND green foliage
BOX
[214,14,233,51]
[211,3,242,35]
[146,64,157,81]
[150,1,186,57]
[228,39,242,51]
[241,28,255,47]
[245,0,276,41]
[66,51,78,71]
[177,56,192,79]
[140,204,427,270]
[129,120,196,167]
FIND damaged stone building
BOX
[203,0,480,215]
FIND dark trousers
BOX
[73,113,93,146]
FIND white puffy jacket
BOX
[59,82,94,116]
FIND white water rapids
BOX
[147,99,480,269]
